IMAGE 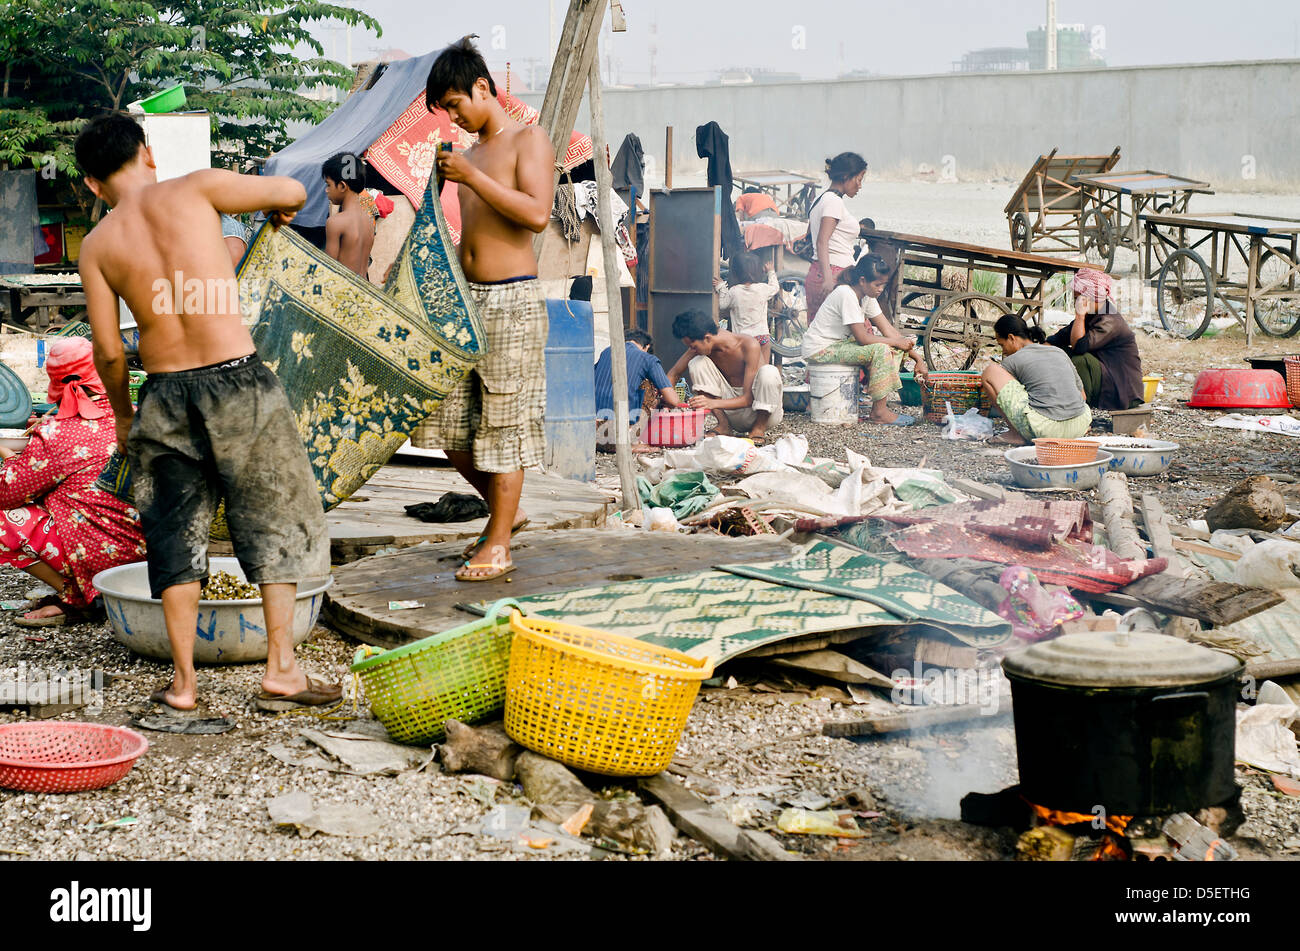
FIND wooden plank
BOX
[324,530,797,650]
[1172,539,1242,562]
[637,774,798,862]
[766,650,896,690]
[1139,493,1191,578]
[823,700,1012,738]
[1113,575,1282,625]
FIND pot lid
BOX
[1002,630,1242,688]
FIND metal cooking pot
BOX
[1002,630,1243,816]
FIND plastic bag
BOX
[941,403,995,441]
[644,507,682,533]
[1235,539,1300,589]
[996,566,1084,641]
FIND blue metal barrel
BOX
[544,298,596,481]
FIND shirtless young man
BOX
[75,113,336,712]
[423,36,555,581]
[667,311,784,444]
[322,151,375,278]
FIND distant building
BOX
[955,23,1105,73]
[953,47,1031,73]
[718,68,803,85]
[1027,23,1106,69]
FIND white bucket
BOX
[808,364,859,425]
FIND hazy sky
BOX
[328,0,1300,84]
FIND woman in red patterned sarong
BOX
[1,339,145,627]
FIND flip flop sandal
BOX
[461,518,531,560]
[147,684,201,714]
[253,676,343,713]
[455,561,516,583]
[131,714,234,735]
[13,595,91,628]
[878,414,917,427]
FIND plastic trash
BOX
[776,807,868,838]
[644,507,682,533]
[480,804,532,840]
[996,566,1085,641]
[1235,539,1300,589]
[942,404,994,441]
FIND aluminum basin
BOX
[92,558,332,664]
[1004,447,1114,490]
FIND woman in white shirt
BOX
[801,255,928,426]
[715,252,780,364]
[803,152,868,317]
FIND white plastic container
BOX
[808,364,859,426]
[92,558,331,664]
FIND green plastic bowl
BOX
[140,84,186,114]
[899,372,922,406]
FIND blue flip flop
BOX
[882,414,916,427]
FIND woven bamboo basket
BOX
[920,372,989,425]
[1033,438,1100,466]
[1286,356,1300,409]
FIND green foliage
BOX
[0,0,381,213]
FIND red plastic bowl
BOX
[1187,368,1290,409]
[0,723,148,794]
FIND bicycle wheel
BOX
[1252,247,1300,338]
[1157,248,1215,339]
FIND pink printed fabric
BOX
[0,413,146,607]
[878,499,1165,594]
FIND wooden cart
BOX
[1005,148,1121,257]
[0,273,85,332]
[733,170,819,220]
[1141,212,1300,343]
[1071,170,1214,273]
[863,227,1083,372]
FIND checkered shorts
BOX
[419,279,548,473]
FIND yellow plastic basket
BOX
[504,613,714,777]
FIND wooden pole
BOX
[665,125,674,189]
[588,54,640,514]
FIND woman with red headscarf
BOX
[0,338,146,626]
[1046,268,1145,411]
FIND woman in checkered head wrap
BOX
[1045,267,1145,411]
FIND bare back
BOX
[81,175,255,373]
[456,122,549,282]
[706,331,760,387]
[326,204,375,278]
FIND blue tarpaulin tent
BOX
[262,51,438,228]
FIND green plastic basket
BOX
[350,599,520,745]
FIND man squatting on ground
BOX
[666,310,784,445]
[423,37,556,582]
[75,114,338,712]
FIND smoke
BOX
[906,723,1016,820]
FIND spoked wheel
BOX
[1081,209,1116,273]
[1157,248,1216,339]
[769,272,808,358]
[923,293,1011,372]
[1011,212,1033,252]
[1253,247,1300,338]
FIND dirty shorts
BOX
[127,354,330,598]
[419,277,548,473]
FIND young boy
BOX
[424,36,555,581]
[322,151,376,278]
[594,329,684,450]
[667,310,784,445]
[75,113,336,712]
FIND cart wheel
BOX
[1157,248,1215,339]
[1253,246,1300,338]
[923,293,1011,372]
[1082,209,1116,273]
[1154,200,1173,215]
[1011,213,1033,253]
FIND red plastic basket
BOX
[0,723,148,793]
[1286,356,1300,408]
[645,408,708,447]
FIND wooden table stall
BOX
[862,228,1084,371]
[1141,212,1300,343]
[1005,147,1121,258]
[0,273,85,332]
[1071,170,1214,273]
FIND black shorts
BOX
[127,354,329,598]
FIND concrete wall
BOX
[523,59,1300,187]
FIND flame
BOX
[1025,800,1134,861]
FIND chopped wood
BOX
[437,720,520,782]
[1206,476,1290,533]
[947,478,1025,503]
[1139,493,1191,578]
[1017,826,1076,862]
[637,773,798,862]
[1101,576,1282,625]
[765,650,895,689]
[1098,471,1146,562]
[822,698,1012,738]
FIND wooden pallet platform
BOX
[322,462,617,564]
[324,529,797,650]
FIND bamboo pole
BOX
[587,53,640,514]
